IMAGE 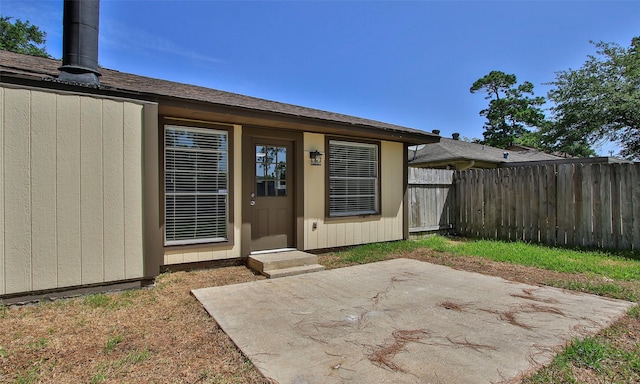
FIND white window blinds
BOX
[164,125,228,245]
[329,140,379,216]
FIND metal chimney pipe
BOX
[59,0,101,84]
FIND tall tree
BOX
[470,71,546,148]
[546,37,640,159]
[0,16,50,58]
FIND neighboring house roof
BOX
[0,50,438,144]
[505,144,576,159]
[409,137,561,169]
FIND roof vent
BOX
[452,133,460,140]
[59,0,101,84]
[503,152,509,159]
[432,129,441,135]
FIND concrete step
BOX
[263,264,326,279]
[247,250,325,278]
[247,250,319,273]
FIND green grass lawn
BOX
[337,235,640,281]
[420,236,640,281]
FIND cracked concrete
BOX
[192,258,635,384]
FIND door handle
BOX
[250,200,256,206]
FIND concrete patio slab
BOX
[192,258,635,384]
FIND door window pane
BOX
[256,145,287,197]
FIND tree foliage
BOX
[0,16,50,58]
[545,37,640,159]
[470,71,546,148]
[518,123,596,158]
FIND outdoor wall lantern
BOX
[309,150,323,166]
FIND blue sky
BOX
[2,1,639,155]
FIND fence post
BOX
[530,166,540,243]
[611,164,622,249]
[591,164,603,248]
[579,164,594,247]
[573,164,584,247]
[620,164,633,249]
[632,165,640,251]
[601,165,613,249]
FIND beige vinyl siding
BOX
[103,100,125,281]
[81,96,104,284]
[304,133,404,250]
[4,88,31,294]
[31,91,58,290]
[56,94,82,288]
[164,245,238,264]
[0,86,145,295]
[163,125,242,265]
[123,103,144,278]
[382,140,405,239]
[0,87,4,294]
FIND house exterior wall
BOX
[304,133,404,250]
[0,86,145,295]
[163,124,243,265]
[162,128,405,264]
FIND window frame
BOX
[163,121,233,247]
[325,137,381,218]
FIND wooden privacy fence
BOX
[455,163,640,250]
[408,168,455,235]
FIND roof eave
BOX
[1,62,439,145]
[157,94,439,144]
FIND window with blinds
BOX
[164,125,228,245]
[328,140,379,217]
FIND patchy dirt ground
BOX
[1,247,638,383]
[0,267,266,384]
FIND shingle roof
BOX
[409,137,561,165]
[0,50,438,143]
